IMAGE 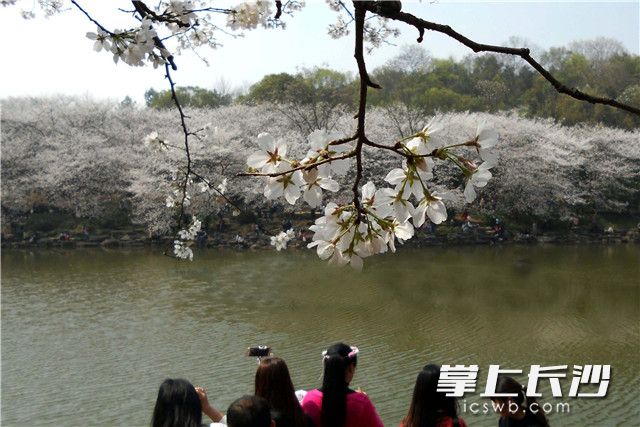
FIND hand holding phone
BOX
[246,345,271,357]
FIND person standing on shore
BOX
[302,343,383,427]
[400,364,468,427]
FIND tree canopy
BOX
[145,86,232,109]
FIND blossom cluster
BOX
[86,19,167,68]
[270,229,295,251]
[143,131,169,151]
[248,120,499,269]
[226,1,272,30]
[247,130,348,207]
[173,216,201,260]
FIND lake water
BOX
[1,245,638,426]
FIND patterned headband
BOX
[322,346,359,360]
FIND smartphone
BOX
[246,346,271,357]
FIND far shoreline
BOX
[2,227,638,251]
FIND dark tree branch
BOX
[361,3,640,116]
[189,170,242,211]
[70,1,114,35]
[131,1,178,70]
[274,1,283,19]
[164,64,192,234]
[352,1,377,213]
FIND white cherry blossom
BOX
[376,187,415,223]
[173,240,193,260]
[464,162,494,203]
[217,178,228,195]
[247,133,287,172]
[301,168,339,208]
[413,193,447,226]
[264,169,304,205]
[475,122,499,167]
[270,228,295,251]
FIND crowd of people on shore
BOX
[151,343,550,427]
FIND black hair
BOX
[402,364,459,427]
[494,376,549,427]
[151,378,202,427]
[227,395,272,427]
[320,342,358,427]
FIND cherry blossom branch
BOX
[363,3,640,116]
[237,151,356,177]
[189,170,241,211]
[164,63,192,232]
[352,1,378,213]
[329,134,359,145]
[130,0,179,69]
[274,1,283,19]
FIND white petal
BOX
[264,180,283,200]
[291,170,305,187]
[464,181,477,203]
[315,241,335,260]
[395,221,415,241]
[361,181,376,200]
[409,179,423,200]
[479,149,498,168]
[257,133,275,151]
[303,168,319,184]
[384,168,406,185]
[349,254,364,271]
[426,200,447,224]
[319,178,340,192]
[303,187,322,208]
[247,152,270,168]
[477,123,498,148]
[308,129,328,150]
[283,183,301,205]
[405,137,427,154]
[473,169,492,187]
[275,140,288,158]
[412,202,428,228]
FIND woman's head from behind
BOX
[492,376,549,427]
[321,342,359,427]
[404,364,459,427]
[255,357,302,416]
[151,378,202,427]
[493,375,525,414]
[323,342,358,386]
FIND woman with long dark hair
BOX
[254,356,311,427]
[400,364,468,427]
[301,342,383,427]
[491,376,550,427]
[151,378,202,427]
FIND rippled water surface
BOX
[2,245,639,426]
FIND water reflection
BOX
[1,245,638,426]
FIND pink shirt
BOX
[301,389,384,427]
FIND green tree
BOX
[144,86,232,109]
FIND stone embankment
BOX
[2,227,638,250]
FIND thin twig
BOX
[237,151,356,177]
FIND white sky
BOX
[0,1,638,103]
